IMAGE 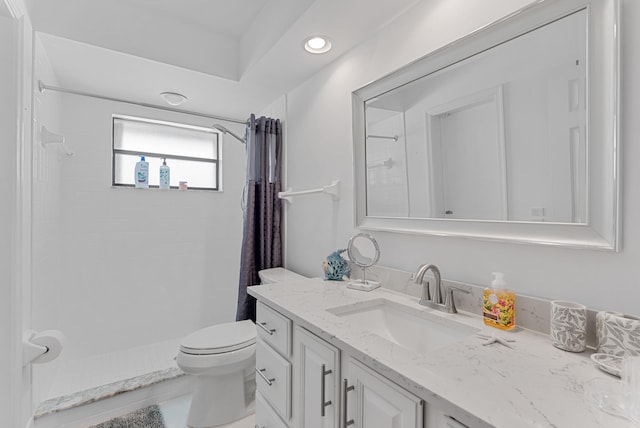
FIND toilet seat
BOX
[180,319,256,356]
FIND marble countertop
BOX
[248,278,634,428]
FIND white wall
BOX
[0,12,19,425]
[31,92,247,371]
[30,34,65,405]
[283,0,640,314]
[2,6,36,426]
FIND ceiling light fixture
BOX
[303,36,332,54]
[160,92,188,106]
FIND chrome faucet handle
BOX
[443,286,470,314]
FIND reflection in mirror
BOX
[353,0,620,250]
[347,233,381,291]
[365,9,586,223]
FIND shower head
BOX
[212,124,246,144]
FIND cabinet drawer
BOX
[257,301,292,357]
[256,392,288,428]
[256,340,291,421]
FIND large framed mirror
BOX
[352,0,620,250]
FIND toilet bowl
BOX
[177,268,307,427]
[177,320,256,428]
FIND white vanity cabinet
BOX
[256,301,466,428]
[343,358,424,428]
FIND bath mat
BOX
[89,404,166,428]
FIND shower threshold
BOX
[34,338,193,428]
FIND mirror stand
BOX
[346,233,381,292]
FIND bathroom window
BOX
[112,115,220,190]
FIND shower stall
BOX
[30,37,248,422]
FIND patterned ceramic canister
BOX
[623,356,640,424]
[596,311,640,356]
[550,300,587,352]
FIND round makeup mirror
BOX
[347,233,380,290]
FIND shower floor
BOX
[34,337,192,427]
[34,336,257,428]
[44,337,184,400]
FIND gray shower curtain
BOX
[235,114,283,322]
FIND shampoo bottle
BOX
[134,156,149,188]
[482,272,516,330]
[159,158,170,189]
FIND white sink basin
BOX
[327,298,478,355]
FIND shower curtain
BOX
[236,114,283,322]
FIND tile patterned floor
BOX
[159,394,255,428]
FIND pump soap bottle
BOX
[482,272,516,330]
[159,158,170,190]
[134,156,149,188]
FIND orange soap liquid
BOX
[482,288,515,330]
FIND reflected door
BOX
[429,88,507,220]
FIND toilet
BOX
[177,268,306,427]
[177,320,256,427]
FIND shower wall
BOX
[32,46,246,402]
[31,34,65,405]
[61,97,244,354]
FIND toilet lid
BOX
[180,319,256,355]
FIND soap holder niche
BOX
[40,125,73,156]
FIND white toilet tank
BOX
[258,267,307,284]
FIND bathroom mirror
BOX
[352,0,620,250]
[347,233,381,290]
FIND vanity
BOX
[248,276,633,428]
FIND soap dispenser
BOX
[482,272,516,330]
[159,158,170,190]
[134,156,149,188]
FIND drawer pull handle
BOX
[257,322,276,335]
[256,368,275,386]
[321,364,333,417]
[343,379,355,427]
[444,415,469,428]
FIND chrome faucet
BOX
[412,264,468,313]
[413,264,442,305]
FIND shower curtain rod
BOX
[38,80,248,125]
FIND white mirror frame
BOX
[352,0,620,251]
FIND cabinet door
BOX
[345,359,423,428]
[293,326,340,428]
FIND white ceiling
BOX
[25,0,420,120]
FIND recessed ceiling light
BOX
[303,36,332,54]
[160,92,188,106]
